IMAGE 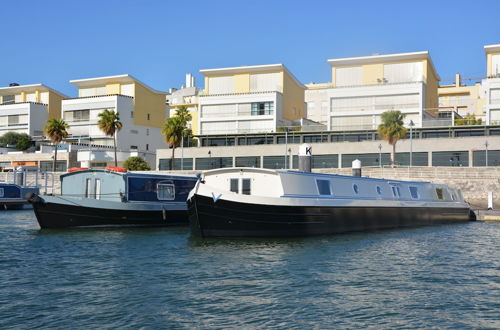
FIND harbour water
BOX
[1,210,498,328]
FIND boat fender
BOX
[25,192,42,204]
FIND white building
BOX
[62,74,167,151]
[481,44,500,124]
[198,64,305,135]
[166,73,201,135]
[0,83,66,137]
[61,74,169,168]
[306,51,440,131]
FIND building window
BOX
[131,111,134,118]
[157,183,175,200]
[317,179,331,195]
[65,110,90,122]
[251,102,273,115]
[130,145,138,150]
[146,144,149,151]
[1,95,15,105]
[147,113,151,120]
[230,178,239,193]
[146,128,149,136]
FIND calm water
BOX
[0,210,498,329]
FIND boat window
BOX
[409,186,419,199]
[316,179,331,195]
[376,186,382,195]
[353,184,359,194]
[391,186,401,197]
[95,179,101,200]
[451,193,456,201]
[436,188,444,200]
[0,188,3,198]
[230,178,239,193]
[85,178,91,198]
[242,179,251,195]
[157,183,175,200]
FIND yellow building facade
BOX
[198,64,305,135]
[72,75,167,128]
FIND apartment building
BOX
[481,44,500,124]
[167,73,201,135]
[306,51,440,131]
[0,83,66,137]
[61,74,168,154]
[198,64,305,135]
[438,74,484,123]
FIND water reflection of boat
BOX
[28,168,198,229]
[188,168,474,238]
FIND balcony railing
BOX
[331,103,420,113]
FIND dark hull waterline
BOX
[31,200,188,229]
[189,194,474,238]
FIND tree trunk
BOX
[53,143,58,172]
[391,143,396,168]
[171,146,176,170]
[113,133,118,167]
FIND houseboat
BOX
[188,168,475,238]
[0,167,40,210]
[27,168,198,228]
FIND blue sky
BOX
[1,0,499,96]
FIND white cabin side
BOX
[203,168,283,197]
[201,168,466,205]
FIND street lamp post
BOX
[409,120,414,167]
[485,140,489,167]
[284,127,289,169]
[378,143,382,168]
[181,134,184,171]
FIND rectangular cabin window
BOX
[230,178,239,193]
[409,186,419,199]
[157,183,175,200]
[436,188,444,200]
[95,179,101,200]
[316,179,331,195]
[85,178,92,198]
[391,186,401,198]
[0,188,4,197]
[242,179,251,195]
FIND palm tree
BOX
[97,109,123,167]
[377,110,408,167]
[44,118,69,172]
[162,106,192,170]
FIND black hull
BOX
[188,194,473,238]
[32,200,188,229]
